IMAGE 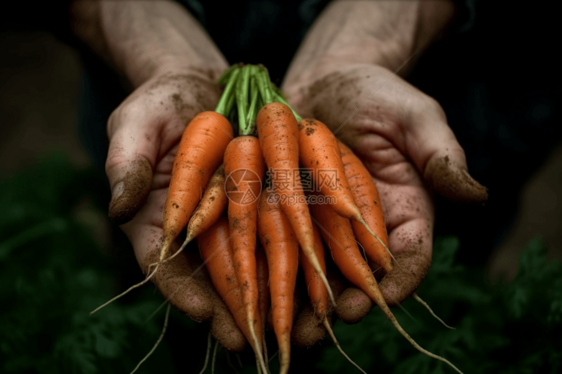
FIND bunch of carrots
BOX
[93,64,463,374]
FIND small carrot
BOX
[338,142,392,273]
[298,118,394,263]
[90,112,233,315]
[146,164,228,269]
[197,216,258,355]
[256,243,270,360]
[300,222,366,373]
[310,202,463,374]
[257,189,299,374]
[256,99,335,307]
[300,223,329,320]
[223,66,267,374]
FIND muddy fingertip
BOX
[424,155,488,205]
[292,305,326,348]
[379,250,431,306]
[335,288,373,324]
[109,158,153,224]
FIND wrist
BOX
[284,0,455,92]
[71,0,227,89]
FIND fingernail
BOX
[425,156,488,204]
[111,181,125,201]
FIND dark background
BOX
[1,1,561,373]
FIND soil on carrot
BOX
[424,155,488,204]
[108,158,152,224]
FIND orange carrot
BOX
[257,189,299,374]
[256,102,335,306]
[224,135,266,372]
[300,223,329,320]
[197,216,255,350]
[310,202,463,374]
[148,164,228,269]
[90,112,232,315]
[161,112,233,261]
[256,243,270,360]
[300,222,366,373]
[298,118,393,262]
[338,142,392,273]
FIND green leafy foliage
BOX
[317,237,562,374]
[0,154,181,374]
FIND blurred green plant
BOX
[1,153,560,374]
[318,236,562,374]
[0,154,186,374]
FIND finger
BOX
[123,189,214,321]
[376,180,433,306]
[183,252,247,353]
[379,250,430,307]
[405,98,488,204]
[292,304,326,348]
[291,270,348,347]
[335,288,373,324]
[106,103,160,224]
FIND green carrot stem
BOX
[245,68,260,134]
[272,90,302,122]
[224,94,236,120]
[236,66,252,135]
[256,66,274,104]
[218,64,240,85]
[215,68,240,115]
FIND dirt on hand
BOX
[424,155,488,204]
[108,158,152,224]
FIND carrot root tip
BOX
[412,292,456,330]
[323,319,367,374]
[89,264,159,315]
[197,332,213,374]
[357,217,398,265]
[130,303,171,374]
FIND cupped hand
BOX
[286,63,487,346]
[104,70,246,351]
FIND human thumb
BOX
[406,102,488,204]
[105,108,155,224]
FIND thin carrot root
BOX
[211,339,219,374]
[323,319,366,374]
[130,303,171,374]
[262,331,269,370]
[198,332,213,374]
[378,300,463,374]
[268,351,279,368]
[90,236,179,314]
[357,216,398,264]
[413,292,455,330]
[89,264,160,315]
[248,313,269,374]
[278,334,291,374]
[306,251,336,307]
[256,357,262,374]
[148,233,194,269]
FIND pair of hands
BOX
[104,60,487,351]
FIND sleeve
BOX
[452,0,477,34]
